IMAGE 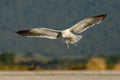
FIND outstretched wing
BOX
[69,14,107,34]
[16,28,61,39]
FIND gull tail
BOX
[65,35,82,49]
[75,35,83,43]
[72,35,82,47]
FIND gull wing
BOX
[16,28,61,39]
[69,14,107,34]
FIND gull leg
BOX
[74,43,77,47]
[66,43,69,49]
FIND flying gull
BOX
[16,13,107,49]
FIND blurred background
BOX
[0,0,120,70]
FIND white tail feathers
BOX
[66,35,82,49]
[75,35,83,43]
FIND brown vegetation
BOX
[0,65,44,71]
[0,52,120,70]
[86,57,107,70]
[113,62,120,70]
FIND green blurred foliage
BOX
[0,52,120,70]
[0,52,15,64]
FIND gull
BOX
[16,13,107,49]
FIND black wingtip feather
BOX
[92,13,107,20]
[16,30,31,36]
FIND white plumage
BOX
[16,13,107,49]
